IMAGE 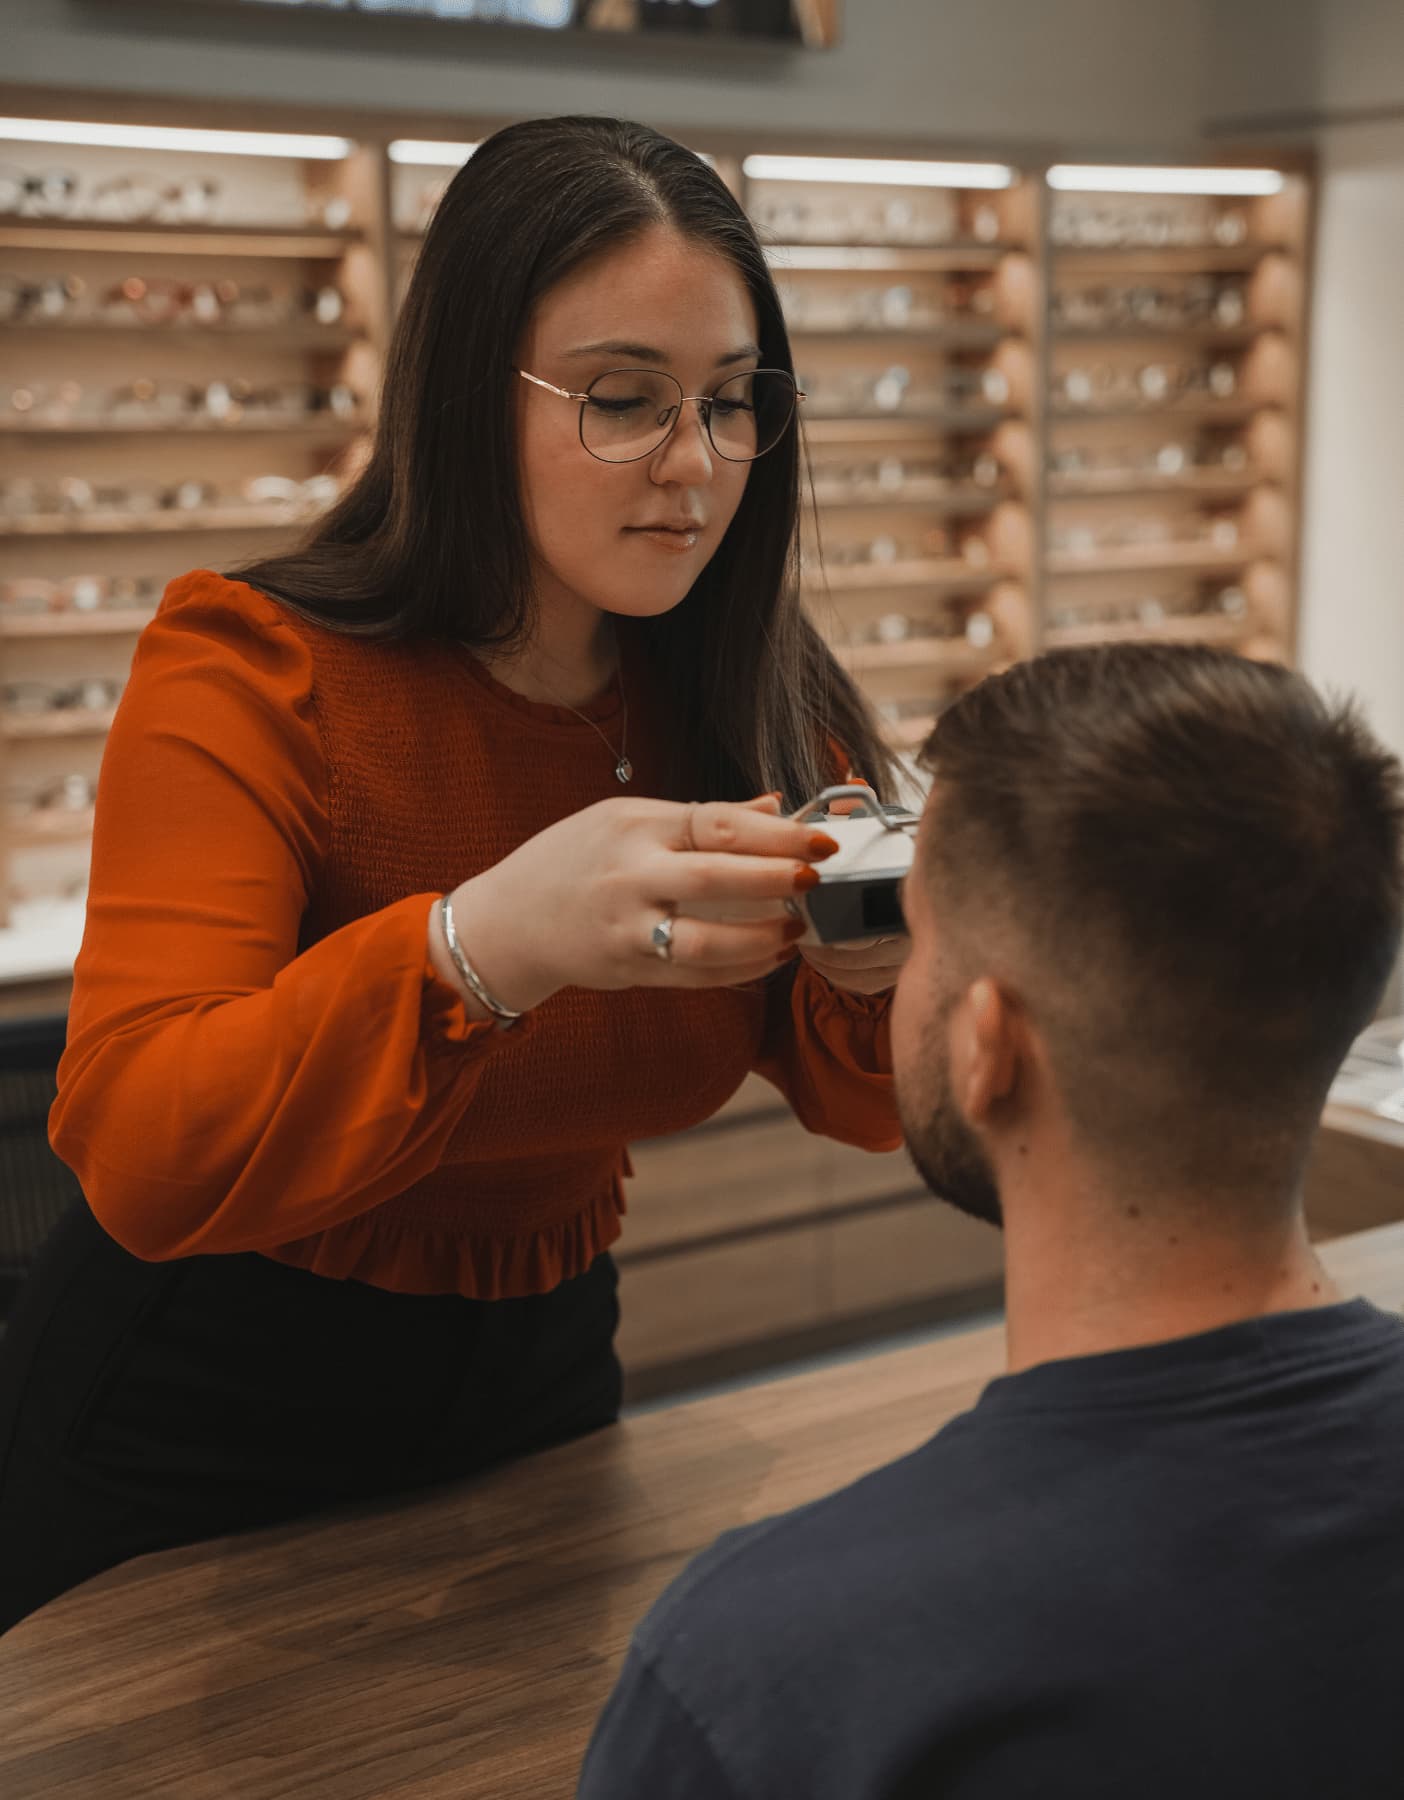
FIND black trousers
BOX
[0,1200,621,1636]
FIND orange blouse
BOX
[50,571,900,1299]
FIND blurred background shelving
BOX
[1,119,1312,944]
[1,126,389,935]
[745,152,1043,770]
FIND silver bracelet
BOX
[437,893,526,1028]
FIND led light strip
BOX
[389,140,480,166]
[742,154,1013,191]
[388,139,716,169]
[0,118,351,159]
[1048,164,1285,197]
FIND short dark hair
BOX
[918,644,1404,1184]
[237,114,896,810]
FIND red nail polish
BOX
[793,864,821,892]
[782,917,807,942]
[807,832,840,860]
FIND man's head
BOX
[892,645,1404,1230]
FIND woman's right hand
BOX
[432,794,839,1015]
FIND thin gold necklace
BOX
[536,663,632,784]
[469,636,632,784]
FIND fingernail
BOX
[782,917,807,942]
[807,832,840,860]
[793,864,821,892]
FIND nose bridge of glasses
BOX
[654,392,715,462]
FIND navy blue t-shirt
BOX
[578,1300,1404,1799]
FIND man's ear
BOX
[951,977,1021,1126]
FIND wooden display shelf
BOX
[810,484,1003,516]
[790,322,1008,349]
[1047,467,1263,500]
[1042,613,1253,651]
[2,608,155,638]
[1046,541,1263,578]
[1049,398,1272,424]
[0,219,362,258]
[805,557,1010,595]
[0,132,1310,966]
[1052,244,1280,274]
[6,807,95,845]
[767,243,1013,273]
[839,637,995,676]
[4,319,363,350]
[0,416,368,439]
[3,706,117,740]
[0,506,328,539]
[804,410,1011,444]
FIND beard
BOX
[896,1013,1004,1229]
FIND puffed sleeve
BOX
[751,960,900,1152]
[48,571,536,1262]
[750,736,902,1150]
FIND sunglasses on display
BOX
[0,575,162,616]
[3,677,125,716]
[750,191,1001,249]
[1048,516,1241,556]
[0,165,221,222]
[1047,584,1249,633]
[6,772,99,817]
[809,452,1004,503]
[0,472,341,519]
[798,363,1009,419]
[3,378,361,426]
[1052,279,1248,333]
[1052,360,1239,410]
[1051,202,1250,250]
[1047,440,1250,479]
[843,608,996,651]
[778,278,997,334]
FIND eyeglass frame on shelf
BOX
[516,366,805,464]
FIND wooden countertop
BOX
[3,1221,1404,1800]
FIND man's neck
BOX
[998,1165,1342,1374]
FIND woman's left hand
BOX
[799,935,909,996]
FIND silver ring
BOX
[651,912,675,961]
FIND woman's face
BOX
[514,223,762,627]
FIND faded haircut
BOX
[917,645,1404,1188]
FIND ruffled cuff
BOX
[754,960,900,1150]
[797,959,895,1078]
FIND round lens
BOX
[710,370,796,461]
[582,370,683,463]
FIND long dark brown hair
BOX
[237,114,898,808]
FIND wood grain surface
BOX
[2,1223,1403,1800]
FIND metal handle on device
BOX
[790,784,915,835]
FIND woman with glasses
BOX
[0,115,907,1633]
